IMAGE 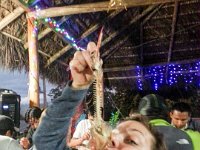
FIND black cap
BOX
[0,115,14,131]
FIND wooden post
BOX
[42,76,47,108]
[28,18,40,107]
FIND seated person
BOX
[170,102,200,132]
[20,107,42,149]
[0,115,23,150]
[138,94,197,150]
[68,106,94,149]
[138,94,200,150]
[170,101,200,150]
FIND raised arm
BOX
[33,42,98,150]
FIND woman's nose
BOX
[110,134,121,148]
[111,139,119,148]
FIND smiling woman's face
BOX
[107,120,155,150]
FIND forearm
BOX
[33,81,89,150]
[68,138,84,148]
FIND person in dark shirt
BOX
[20,107,42,149]
[170,102,200,132]
[138,94,193,150]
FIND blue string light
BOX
[136,66,143,90]
[140,61,200,90]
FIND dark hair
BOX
[29,107,42,119]
[0,115,14,135]
[25,108,33,123]
[123,114,166,150]
[171,102,191,115]
[138,94,169,120]
[0,129,10,135]
[86,105,95,117]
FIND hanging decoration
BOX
[135,61,200,91]
[34,5,85,51]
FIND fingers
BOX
[70,42,98,71]
[82,132,90,140]
[70,51,87,72]
[84,42,98,69]
[87,42,98,54]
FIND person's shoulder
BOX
[185,129,200,137]
[188,119,200,131]
[78,119,89,124]
[154,125,193,140]
[0,135,13,142]
[0,135,23,150]
[153,127,193,150]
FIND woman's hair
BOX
[29,107,42,119]
[25,108,33,123]
[123,114,167,150]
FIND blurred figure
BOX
[170,102,200,131]
[68,106,94,149]
[138,94,194,150]
[106,114,166,150]
[0,115,23,150]
[20,107,42,149]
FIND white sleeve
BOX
[8,139,23,150]
[72,120,84,139]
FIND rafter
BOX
[27,0,184,19]
[24,16,70,49]
[167,1,179,63]
[101,5,157,61]
[10,1,74,50]
[0,7,24,31]
[165,1,179,82]
[45,10,122,68]
[104,58,200,73]
[0,31,22,42]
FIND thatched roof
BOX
[0,0,200,90]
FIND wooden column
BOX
[42,76,47,109]
[28,18,40,107]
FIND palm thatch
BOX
[0,0,200,89]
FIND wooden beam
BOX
[102,4,162,61]
[11,0,29,11]
[105,67,199,80]
[0,31,22,42]
[28,18,40,107]
[102,35,130,60]
[104,58,200,73]
[45,10,122,68]
[142,4,164,25]
[165,1,179,82]
[11,1,72,49]
[101,5,157,60]
[140,24,144,65]
[167,1,179,63]
[27,0,184,19]
[24,28,51,49]
[0,7,24,31]
[24,16,70,49]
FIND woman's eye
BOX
[125,139,138,145]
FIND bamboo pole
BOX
[0,7,24,31]
[42,76,47,108]
[28,18,40,107]
[27,0,184,19]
